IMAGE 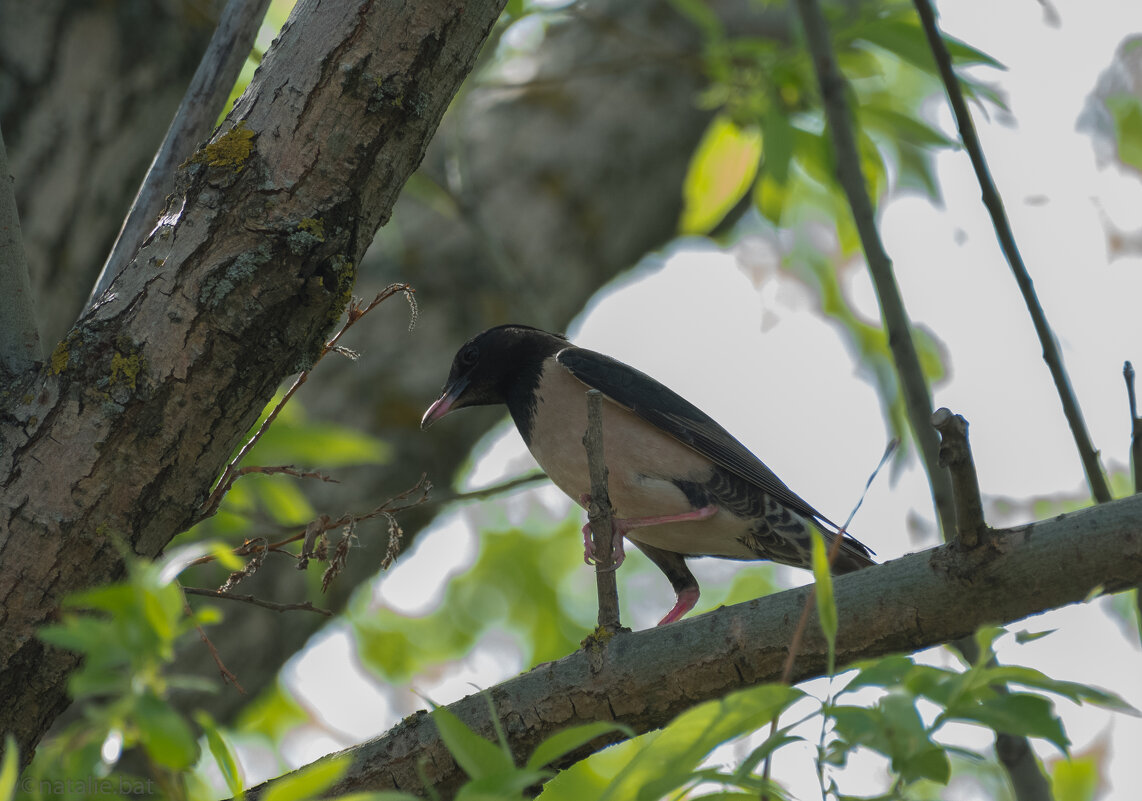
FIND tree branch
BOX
[244,492,1142,799]
[911,0,1112,506]
[88,0,274,305]
[583,388,623,632]
[793,0,956,539]
[0,124,41,376]
[932,407,987,548]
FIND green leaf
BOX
[196,712,244,797]
[431,707,514,781]
[981,666,1138,714]
[947,692,1069,752]
[262,755,351,801]
[598,683,802,801]
[0,735,18,801]
[680,115,762,234]
[1107,94,1142,172]
[135,690,199,771]
[526,722,633,772]
[810,529,837,673]
[1051,754,1101,801]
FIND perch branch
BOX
[793,0,956,540]
[912,0,1112,505]
[242,492,1142,800]
[931,408,987,548]
[89,0,274,304]
[583,389,622,632]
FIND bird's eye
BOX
[460,345,479,366]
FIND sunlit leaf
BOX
[1051,753,1101,801]
[431,707,514,781]
[1107,94,1142,173]
[525,722,633,772]
[195,711,244,797]
[810,529,837,673]
[680,115,762,234]
[598,683,802,801]
[262,755,350,801]
[0,735,18,801]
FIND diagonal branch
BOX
[912,0,1112,506]
[242,492,1142,800]
[88,0,274,305]
[793,0,956,540]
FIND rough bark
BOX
[0,0,507,766]
[245,492,1142,799]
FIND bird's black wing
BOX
[556,346,841,531]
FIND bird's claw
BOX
[581,521,626,569]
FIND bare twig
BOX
[182,593,246,692]
[197,284,415,522]
[185,586,333,616]
[912,0,1112,506]
[931,408,987,548]
[1126,362,1142,495]
[188,474,430,586]
[0,124,41,375]
[426,472,547,507]
[583,390,622,632]
[793,0,956,540]
[88,0,274,304]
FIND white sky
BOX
[279,2,1142,798]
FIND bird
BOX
[421,324,874,625]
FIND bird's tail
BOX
[823,528,876,574]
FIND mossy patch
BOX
[49,340,69,375]
[288,217,326,254]
[192,120,256,172]
[109,351,144,391]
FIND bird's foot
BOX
[581,520,627,570]
[657,586,700,626]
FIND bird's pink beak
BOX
[420,377,469,429]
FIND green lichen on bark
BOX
[191,120,256,172]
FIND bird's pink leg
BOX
[657,586,701,626]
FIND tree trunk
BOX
[0,0,507,767]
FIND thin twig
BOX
[196,284,415,522]
[88,0,274,304]
[0,124,41,375]
[425,472,547,507]
[184,586,334,616]
[912,0,1112,506]
[584,390,622,632]
[182,593,245,692]
[794,0,956,540]
[931,408,987,548]
[1125,362,1142,495]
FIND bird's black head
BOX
[421,324,568,429]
